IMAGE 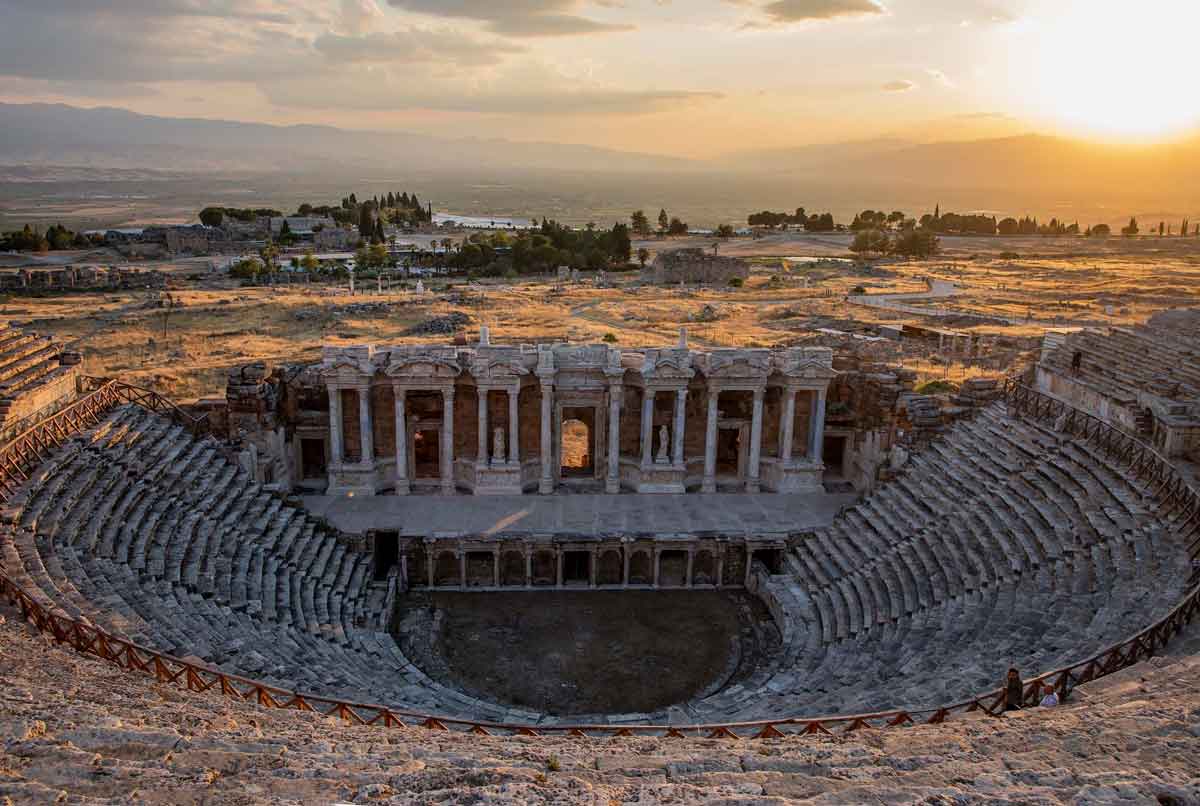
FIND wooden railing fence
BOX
[0,378,1196,738]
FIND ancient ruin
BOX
[228,331,838,498]
[644,248,751,285]
[0,312,1196,770]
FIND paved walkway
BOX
[301,491,856,538]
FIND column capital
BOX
[752,386,766,402]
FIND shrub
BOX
[728,277,744,288]
[915,379,958,395]
[602,333,618,343]
[852,285,867,295]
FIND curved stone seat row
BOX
[0,400,1193,727]
[0,405,521,722]
[683,402,1191,722]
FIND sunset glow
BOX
[1021,0,1200,141]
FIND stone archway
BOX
[597,549,622,586]
[560,418,592,477]
[433,552,459,586]
[531,550,556,586]
[500,550,525,587]
[628,550,652,585]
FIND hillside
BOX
[0,103,700,176]
[2,601,1199,804]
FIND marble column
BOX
[459,550,466,588]
[702,390,718,493]
[589,548,598,588]
[780,388,797,464]
[327,386,344,466]
[686,548,695,588]
[672,389,687,467]
[556,550,564,588]
[492,549,500,588]
[640,390,655,467]
[357,385,373,466]
[808,388,827,465]
[441,388,455,495]
[652,548,661,588]
[426,548,435,588]
[477,387,489,464]
[508,387,520,466]
[606,384,621,493]
[539,382,554,494]
[524,547,532,588]
[622,545,631,588]
[393,386,408,495]
[715,548,724,589]
[747,388,764,493]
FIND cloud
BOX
[760,0,886,22]
[882,79,916,92]
[314,30,524,66]
[262,70,721,115]
[386,0,633,36]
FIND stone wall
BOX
[644,249,751,285]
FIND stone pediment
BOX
[778,359,839,381]
[642,350,695,380]
[320,354,375,379]
[385,356,462,380]
[475,359,530,379]
[705,351,771,380]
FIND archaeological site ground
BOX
[1,233,1199,804]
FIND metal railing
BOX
[0,379,1197,738]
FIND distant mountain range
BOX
[0,103,700,176]
[1,103,1197,223]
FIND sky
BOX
[0,0,1196,159]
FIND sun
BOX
[1019,0,1200,141]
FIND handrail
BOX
[0,379,1197,738]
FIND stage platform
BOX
[301,491,857,539]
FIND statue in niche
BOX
[657,424,670,464]
[493,426,506,464]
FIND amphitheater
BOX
[1,315,1200,803]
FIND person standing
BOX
[1004,667,1024,711]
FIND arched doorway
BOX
[560,418,592,477]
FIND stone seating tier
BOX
[0,401,1192,726]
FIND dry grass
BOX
[2,235,1196,401]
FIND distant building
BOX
[314,227,357,251]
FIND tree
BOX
[1091,223,1111,237]
[199,207,225,227]
[630,210,651,238]
[299,251,319,272]
[891,229,940,258]
[657,209,669,235]
[1121,217,1139,237]
[637,247,650,268]
[667,217,688,236]
[1159,221,1166,236]
[373,218,385,245]
[359,205,374,241]
[716,224,735,238]
[997,217,1019,236]
[297,203,313,216]
[850,229,891,256]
